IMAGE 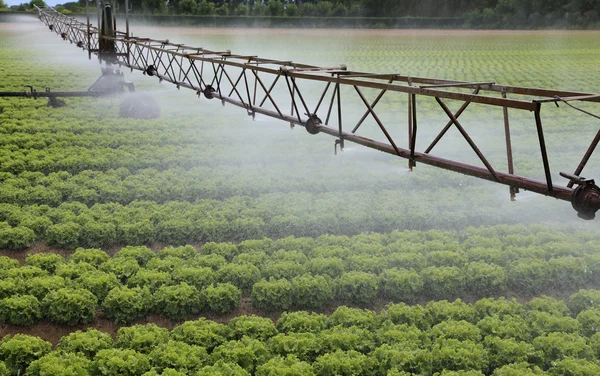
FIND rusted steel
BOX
[436,97,500,182]
[424,87,480,154]
[502,89,518,200]
[533,105,554,193]
[568,129,600,189]
[33,5,600,219]
[354,85,401,157]
[351,78,392,134]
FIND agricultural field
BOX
[1,14,600,375]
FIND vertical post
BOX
[86,0,91,60]
[534,103,553,194]
[407,78,414,170]
[410,93,417,170]
[337,82,343,151]
[125,0,130,67]
[290,78,295,129]
[125,0,130,38]
[112,0,117,36]
[502,89,517,200]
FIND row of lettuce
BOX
[0,191,560,250]
[4,296,600,375]
[1,227,600,325]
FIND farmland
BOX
[1,15,600,375]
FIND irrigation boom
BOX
[30,4,600,220]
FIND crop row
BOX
[1,226,600,324]
[4,294,600,375]
[0,189,566,250]
[0,165,472,207]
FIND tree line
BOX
[8,0,600,28]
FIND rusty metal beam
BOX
[32,6,600,219]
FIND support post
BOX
[534,103,554,193]
[502,89,518,200]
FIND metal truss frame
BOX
[34,6,600,219]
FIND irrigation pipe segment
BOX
[32,4,600,219]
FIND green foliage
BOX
[577,309,600,337]
[91,349,151,376]
[0,279,20,300]
[56,261,96,280]
[547,357,600,375]
[228,315,278,341]
[26,352,91,376]
[291,274,333,309]
[0,257,19,271]
[484,336,536,372]
[431,339,487,373]
[491,362,545,375]
[380,268,423,303]
[0,334,52,375]
[0,223,35,250]
[200,242,237,260]
[100,257,140,282]
[45,222,82,249]
[276,311,327,334]
[115,246,156,266]
[431,320,481,342]
[42,288,98,325]
[210,337,270,374]
[306,257,346,278]
[256,355,315,376]
[58,328,114,358]
[422,266,465,300]
[262,261,306,280]
[465,262,507,297]
[25,253,65,273]
[196,360,249,376]
[381,302,432,331]
[569,290,600,316]
[153,282,203,320]
[477,314,532,342]
[172,266,214,290]
[335,271,379,306]
[3,266,47,280]
[0,294,41,325]
[102,286,152,323]
[71,248,109,267]
[77,271,121,302]
[115,324,169,354]
[508,259,551,295]
[216,263,261,292]
[426,299,478,325]
[23,275,66,300]
[203,283,241,315]
[251,278,293,312]
[526,296,570,316]
[158,245,196,260]
[533,332,593,368]
[193,254,228,271]
[327,306,379,330]
[267,332,322,362]
[170,318,229,350]
[319,326,375,353]
[148,340,208,373]
[312,350,374,376]
[127,269,172,292]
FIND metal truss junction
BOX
[34,5,600,219]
